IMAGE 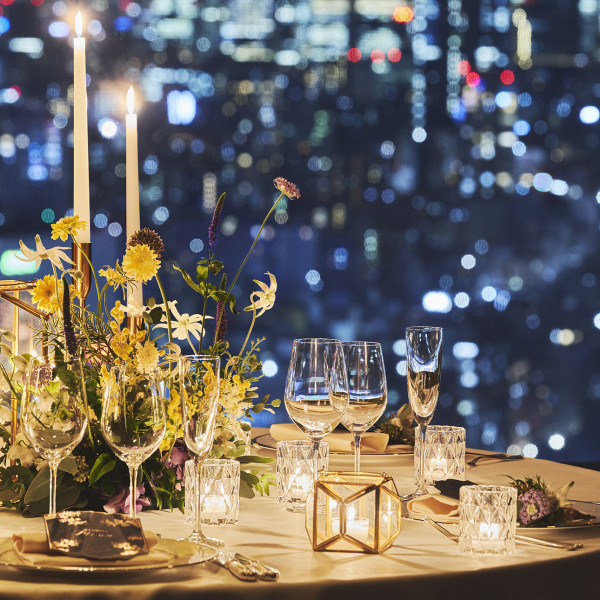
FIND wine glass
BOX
[405,326,443,499]
[101,364,166,518]
[341,341,387,472]
[21,358,88,516]
[179,355,221,547]
[284,338,349,478]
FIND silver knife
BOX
[234,553,280,581]
[213,552,258,581]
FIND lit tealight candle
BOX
[73,11,90,243]
[203,496,228,516]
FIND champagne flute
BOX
[341,341,387,471]
[179,355,221,547]
[21,358,88,516]
[405,326,443,499]
[101,364,166,518]
[284,338,349,478]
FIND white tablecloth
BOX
[0,435,598,600]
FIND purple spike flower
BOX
[62,275,77,358]
[213,300,227,344]
[208,193,226,249]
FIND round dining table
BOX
[0,428,598,600]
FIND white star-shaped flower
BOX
[155,302,212,342]
[244,271,277,317]
[17,235,74,270]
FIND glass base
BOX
[183,531,225,547]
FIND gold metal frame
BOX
[0,280,49,444]
[306,471,402,554]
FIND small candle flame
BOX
[75,12,83,38]
[126,87,135,115]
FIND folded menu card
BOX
[406,494,460,524]
[12,511,170,568]
[270,423,390,453]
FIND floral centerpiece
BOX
[0,177,299,516]
[508,475,592,527]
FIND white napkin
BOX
[406,494,460,524]
[270,423,389,453]
[11,530,170,568]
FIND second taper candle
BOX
[126,87,142,306]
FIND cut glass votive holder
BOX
[414,425,466,484]
[184,458,240,526]
[459,485,517,555]
[276,440,329,512]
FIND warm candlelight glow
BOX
[126,86,135,115]
[75,12,82,38]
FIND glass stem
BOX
[193,457,203,538]
[128,462,139,519]
[48,460,59,516]
[354,433,362,472]
[312,439,320,481]
[417,424,428,493]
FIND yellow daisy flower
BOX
[50,216,88,242]
[122,244,160,283]
[31,275,59,312]
[30,275,78,313]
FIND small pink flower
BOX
[273,177,300,200]
[104,484,151,514]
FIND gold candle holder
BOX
[305,471,402,554]
[127,316,144,335]
[71,242,92,304]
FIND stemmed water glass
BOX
[284,338,349,477]
[340,341,387,472]
[21,358,88,516]
[179,355,221,547]
[101,364,166,518]
[405,326,443,499]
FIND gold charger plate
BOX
[0,537,216,573]
[253,433,414,456]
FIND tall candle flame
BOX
[75,12,82,38]
[126,87,135,115]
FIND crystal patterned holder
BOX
[414,425,466,484]
[200,459,240,525]
[276,440,329,512]
[459,485,517,555]
[184,458,240,526]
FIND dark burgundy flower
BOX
[128,228,165,259]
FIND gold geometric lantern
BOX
[0,280,48,443]
[305,471,402,554]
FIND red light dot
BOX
[457,60,471,76]
[371,49,385,64]
[0,0,15,5]
[347,48,362,63]
[466,72,481,87]
[31,0,44,6]
[388,48,402,63]
[393,6,414,23]
[500,69,515,85]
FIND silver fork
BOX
[422,516,584,551]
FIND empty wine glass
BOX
[405,326,443,499]
[21,358,88,516]
[341,341,387,471]
[101,364,166,518]
[179,355,221,547]
[284,338,349,478]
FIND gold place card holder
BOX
[305,471,402,554]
